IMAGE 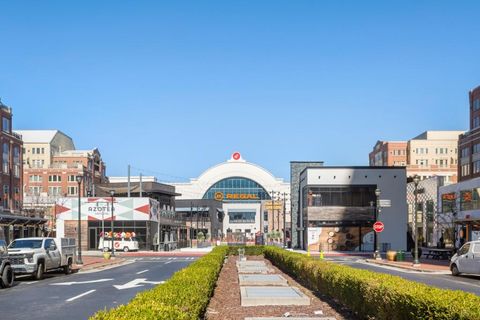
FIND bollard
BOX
[307,247,311,257]
[319,250,324,260]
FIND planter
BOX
[103,252,111,260]
[386,250,396,261]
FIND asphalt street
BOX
[0,257,197,320]
[325,257,480,296]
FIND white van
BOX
[450,240,480,276]
[98,237,139,252]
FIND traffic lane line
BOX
[136,269,149,275]
[66,289,96,302]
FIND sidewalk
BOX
[73,255,127,273]
[365,257,450,273]
[82,247,212,258]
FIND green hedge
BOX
[264,247,480,320]
[90,246,229,320]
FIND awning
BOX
[0,213,47,226]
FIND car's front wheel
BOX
[34,262,44,280]
[0,265,14,288]
[451,264,460,276]
[123,246,129,252]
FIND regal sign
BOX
[213,192,259,200]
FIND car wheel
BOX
[64,259,72,275]
[1,265,14,288]
[34,263,44,280]
[451,264,460,276]
[103,247,109,252]
[123,246,129,252]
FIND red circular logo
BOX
[232,152,241,160]
[373,221,384,233]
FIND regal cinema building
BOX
[172,153,290,242]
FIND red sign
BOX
[373,221,384,233]
[232,152,241,160]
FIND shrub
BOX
[90,246,228,320]
[264,247,480,320]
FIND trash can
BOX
[386,250,397,261]
[396,250,405,261]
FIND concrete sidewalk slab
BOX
[237,261,267,267]
[237,265,271,274]
[240,286,310,306]
[365,259,450,273]
[238,274,288,286]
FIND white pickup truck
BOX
[8,237,76,280]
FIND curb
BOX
[364,259,450,273]
[74,258,128,273]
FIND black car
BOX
[0,240,14,288]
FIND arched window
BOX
[203,177,271,201]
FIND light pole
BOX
[413,175,420,266]
[76,175,83,264]
[110,189,115,257]
[374,188,381,260]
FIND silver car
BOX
[450,240,480,276]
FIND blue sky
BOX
[1,1,478,182]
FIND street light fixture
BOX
[110,189,115,257]
[75,175,83,264]
[413,175,421,266]
[374,188,381,260]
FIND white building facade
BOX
[298,166,407,251]
[171,153,290,240]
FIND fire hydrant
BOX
[319,250,324,260]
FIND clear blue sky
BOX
[1,1,479,182]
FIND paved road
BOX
[326,257,480,296]
[0,257,197,320]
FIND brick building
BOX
[369,141,407,167]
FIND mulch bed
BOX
[205,255,356,320]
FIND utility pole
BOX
[127,165,131,198]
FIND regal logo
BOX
[214,192,224,201]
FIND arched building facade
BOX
[172,152,290,242]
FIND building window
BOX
[461,164,471,177]
[67,186,78,196]
[474,98,480,111]
[474,116,480,129]
[263,211,268,221]
[13,146,20,178]
[2,143,9,174]
[48,186,62,196]
[228,211,256,223]
[48,175,62,182]
[29,186,43,195]
[68,175,76,182]
[473,161,480,174]
[2,117,10,133]
[461,147,470,158]
[29,175,43,182]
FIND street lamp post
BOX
[413,175,421,266]
[374,188,381,260]
[110,190,115,257]
[282,192,287,248]
[76,175,83,264]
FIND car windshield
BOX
[8,239,43,249]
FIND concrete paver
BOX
[238,274,288,286]
[240,286,310,306]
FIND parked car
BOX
[8,237,76,280]
[98,237,139,252]
[450,240,480,276]
[0,240,14,288]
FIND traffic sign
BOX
[373,221,384,233]
[379,199,391,207]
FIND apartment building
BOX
[407,131,463,183]
[369,131,463,183]
[458,85,480,182]
[369,141,407,166]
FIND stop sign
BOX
[373,221,384,233]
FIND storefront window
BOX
[303,186,376,208]
[460,190,473,211]
[441,193,456,213]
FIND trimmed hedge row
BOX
[263,247,480,320]
[90,246,229,320]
